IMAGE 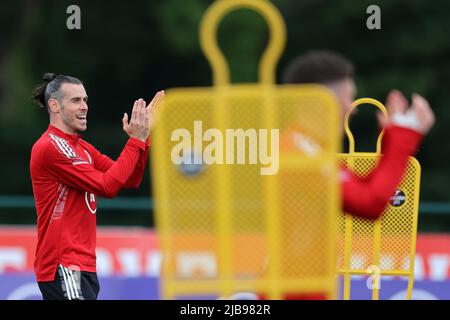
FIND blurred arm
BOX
[341,126,423,219]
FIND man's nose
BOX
[80,102,88,111]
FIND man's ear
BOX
[48,98,60,113]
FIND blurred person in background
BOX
[282,50,435,220]
[30,73,164,300]
[271,50,435,300]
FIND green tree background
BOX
[0,0,448,230]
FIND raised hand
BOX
[146,90,165,130]
[377,89,435,135]
[122,98,150,142]
[409,93,435,134]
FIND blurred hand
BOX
[377,89,435,135]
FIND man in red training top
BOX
[30,73,164,300]
[282,50,435,219]
[272,51,435,300]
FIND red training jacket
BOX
[30,125,149,281]
[341,126,423,219]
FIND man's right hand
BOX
[377,89,435,135]
[122,98,151,143]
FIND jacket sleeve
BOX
[341,126,423,219]
[44,138,146,198]
[85,137,150,189]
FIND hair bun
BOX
[43,73,56,82]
